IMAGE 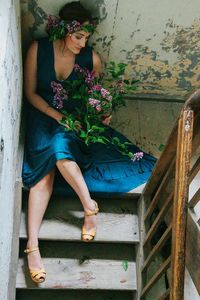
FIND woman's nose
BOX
[79,38,86,48]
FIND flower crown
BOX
[46,15,97,41]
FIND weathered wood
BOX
[189,156,200,184]
[22,190,139,215]
[143,192,173,246]
[16,258,137,290]
[186,210,200,295]
[188,187,200,209]
[20,211,139,243]
[170,110,194,300]
[157,289,170,300]
[144,160,174,222]
[192,113,200,154]
[143,118,178,197]
[141,256,171,298]
[143,93,199,198]
[142,224,172,273]
[184,90,200,111]
[135,195,148,300]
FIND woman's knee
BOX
[56,159,76,168]
[31,170,55,192]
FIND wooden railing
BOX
[138,90,200,300]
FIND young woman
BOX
[22,1,156,283]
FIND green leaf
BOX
[158,144,165,151]
[112,137,120,143]
[122,260,129,271]
[79,131,87,138]
[123,79,130,84]
[95,137,106,144]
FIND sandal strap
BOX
[82,226,96,237]
[24,247,39,254]
[82,233,95,238]
[30,269,46,278]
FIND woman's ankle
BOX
[26,239,39,249]
[83,199,96,212]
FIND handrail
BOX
[170,109,194,300]
[138,90,200,300]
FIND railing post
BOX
[170,110,194,300]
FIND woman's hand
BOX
[101,115,112,125]
[58,116,82,131]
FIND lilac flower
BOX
[100,88,110,98]
[51,82,63,92]
[46,15,61,33]
[85,70,96,86]
[74,64,83,73]
[66,20,81,33]
[131,152,144,162]
[91,84,102,91]
[51,81,68,109]
[89,98,100,107]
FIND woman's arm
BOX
[24,41,64,122]
[92,50,112,125]
[92,50,102,76]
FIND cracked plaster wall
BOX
[21,0,200,97]
[20,0,199,155]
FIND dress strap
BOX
[76,46,93,71]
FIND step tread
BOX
[20,211,139,243]
[16,258,137,290]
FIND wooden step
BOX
[16,258,137,290]
[20,211,139,243]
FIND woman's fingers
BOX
[102,115,112,125]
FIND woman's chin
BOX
[72,48,82,54]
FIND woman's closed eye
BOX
[74,34,90,41]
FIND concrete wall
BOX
[0,0,23,299]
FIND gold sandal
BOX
[24,247,46,283]
[82,200,99,242]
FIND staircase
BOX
[16,191,141,300]
[15,91,200,300]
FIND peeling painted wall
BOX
[20,0,191,156]
[21,0,200,97]
[0,0,23,298]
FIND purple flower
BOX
[100,88,110,98]
[66,20,81,33]
[46,15,61,33]
[51,81,68,109]
[96,105,102,112]
[74,64,82,72]
[131,152,144,162]
[91,84,102,91]
[89,98,100,107]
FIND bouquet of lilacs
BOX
[51,62,143,161]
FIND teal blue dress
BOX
[22,37,156,195]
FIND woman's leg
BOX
[56,159,97,234]
[26,169,55,270]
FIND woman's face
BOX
[65,30,91,54]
